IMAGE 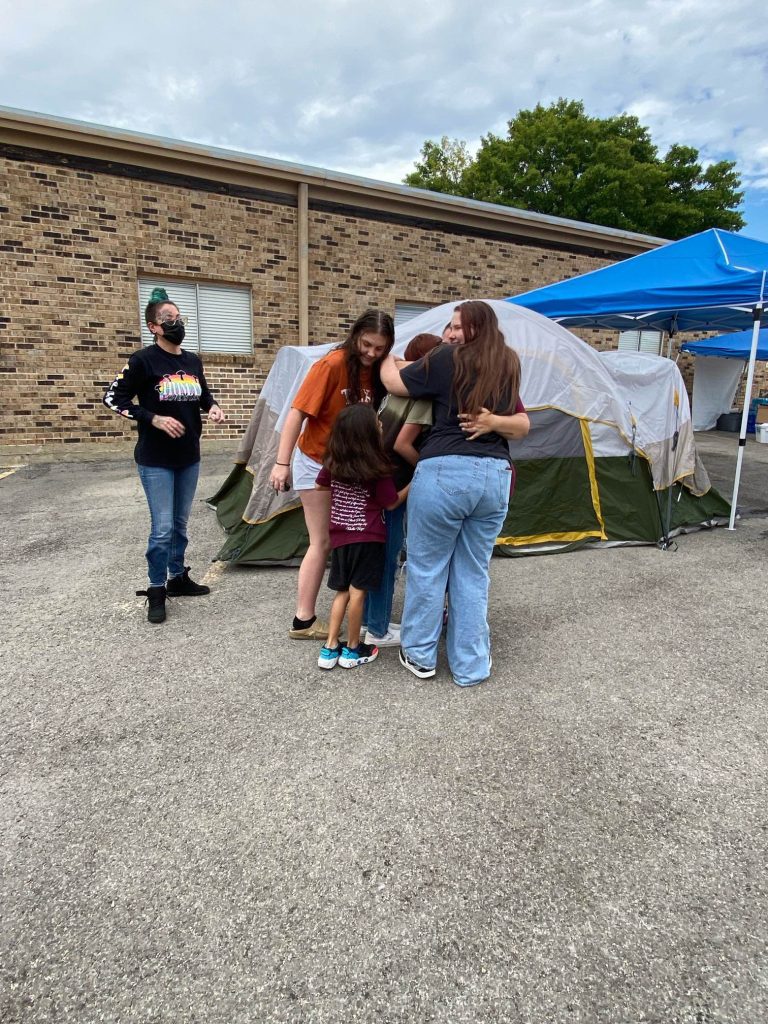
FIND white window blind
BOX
[394,301,433,327]
[618,329,663,356]
[139,279,253,355]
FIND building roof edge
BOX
[0,105,667,254]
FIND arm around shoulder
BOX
[380,354,410,397]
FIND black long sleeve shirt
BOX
[103,345,217,468]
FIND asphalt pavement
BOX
[1,434,767,1023]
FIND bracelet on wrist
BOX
[275,461,290,467]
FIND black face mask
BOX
[159,320,185,345]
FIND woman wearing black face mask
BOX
[103,287,226,623]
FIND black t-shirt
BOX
[103,345,217,468]
[399,344,522,463]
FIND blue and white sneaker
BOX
[318,644,342,670]
[339,642,379,669]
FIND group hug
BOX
[104,291,530,688]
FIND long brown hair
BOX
[323,404,393,484]
[335,309,395,406]
[452,301,521,414]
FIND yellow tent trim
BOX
[496,529,604,546]
[242,501,302,526]
[579,418,607,540]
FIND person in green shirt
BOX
[364,333,441,647]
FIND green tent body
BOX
[209,463,309,565]
[208,301,729,564]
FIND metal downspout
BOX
[298,182,309,346]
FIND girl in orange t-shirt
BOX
[268,309,395,640]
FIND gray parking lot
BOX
[2,433,767,1023]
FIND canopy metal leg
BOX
[728,307,764,530]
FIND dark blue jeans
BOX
[364,503,406,636]
[137,462,200,587]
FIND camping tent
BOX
[208,300,728,564]
[507,228,768,527]
[679,328,768,431]
[680,328,768,360]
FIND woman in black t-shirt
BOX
[103,287,226,623]
[380,301,530,687]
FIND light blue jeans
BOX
[401,456,511,687]
[137,462,200,587]
[364,503,406,636]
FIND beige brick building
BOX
[0,107,664,450]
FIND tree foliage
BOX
[404,136,473,195]
[404,100,744,239]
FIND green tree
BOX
[654,144,744,238]
[404,100,744,238]
[404,136,473,195]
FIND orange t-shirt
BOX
[292,348,373,462]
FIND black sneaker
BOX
[166,567,210,597]
[398,647,435,679]
[136,585,167,624]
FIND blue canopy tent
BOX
[508,229,768,528]
[680,327,768,360]
[680,328,768,434]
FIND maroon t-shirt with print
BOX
[316,467,398,549]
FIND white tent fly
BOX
[208,300,729,564]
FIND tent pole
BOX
[728,304,764,529]
[667,315,678,361]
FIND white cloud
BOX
[0,0,766,233]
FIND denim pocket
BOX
[496,463,512,510]
[434,457,480,496]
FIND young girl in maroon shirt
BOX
[314,404,408,670]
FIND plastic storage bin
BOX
[716,411,742,432]
[748,397,768,434]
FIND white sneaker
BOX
[364,625,401,647]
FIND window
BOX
[617,329,663,356]
[139,279,253,355]
[394,301,434,328]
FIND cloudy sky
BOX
[2,0,767,239]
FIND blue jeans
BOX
[401,456,511,687]
[137,462,200,587]
[364,503,406,636]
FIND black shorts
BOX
[327,541,385,592]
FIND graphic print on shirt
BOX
[103,364,132,416]
[156,373,203,402]
[340,387,373,405]
[331,481,381,532]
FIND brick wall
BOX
[303,211,620,346]
[0,151,653,448]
